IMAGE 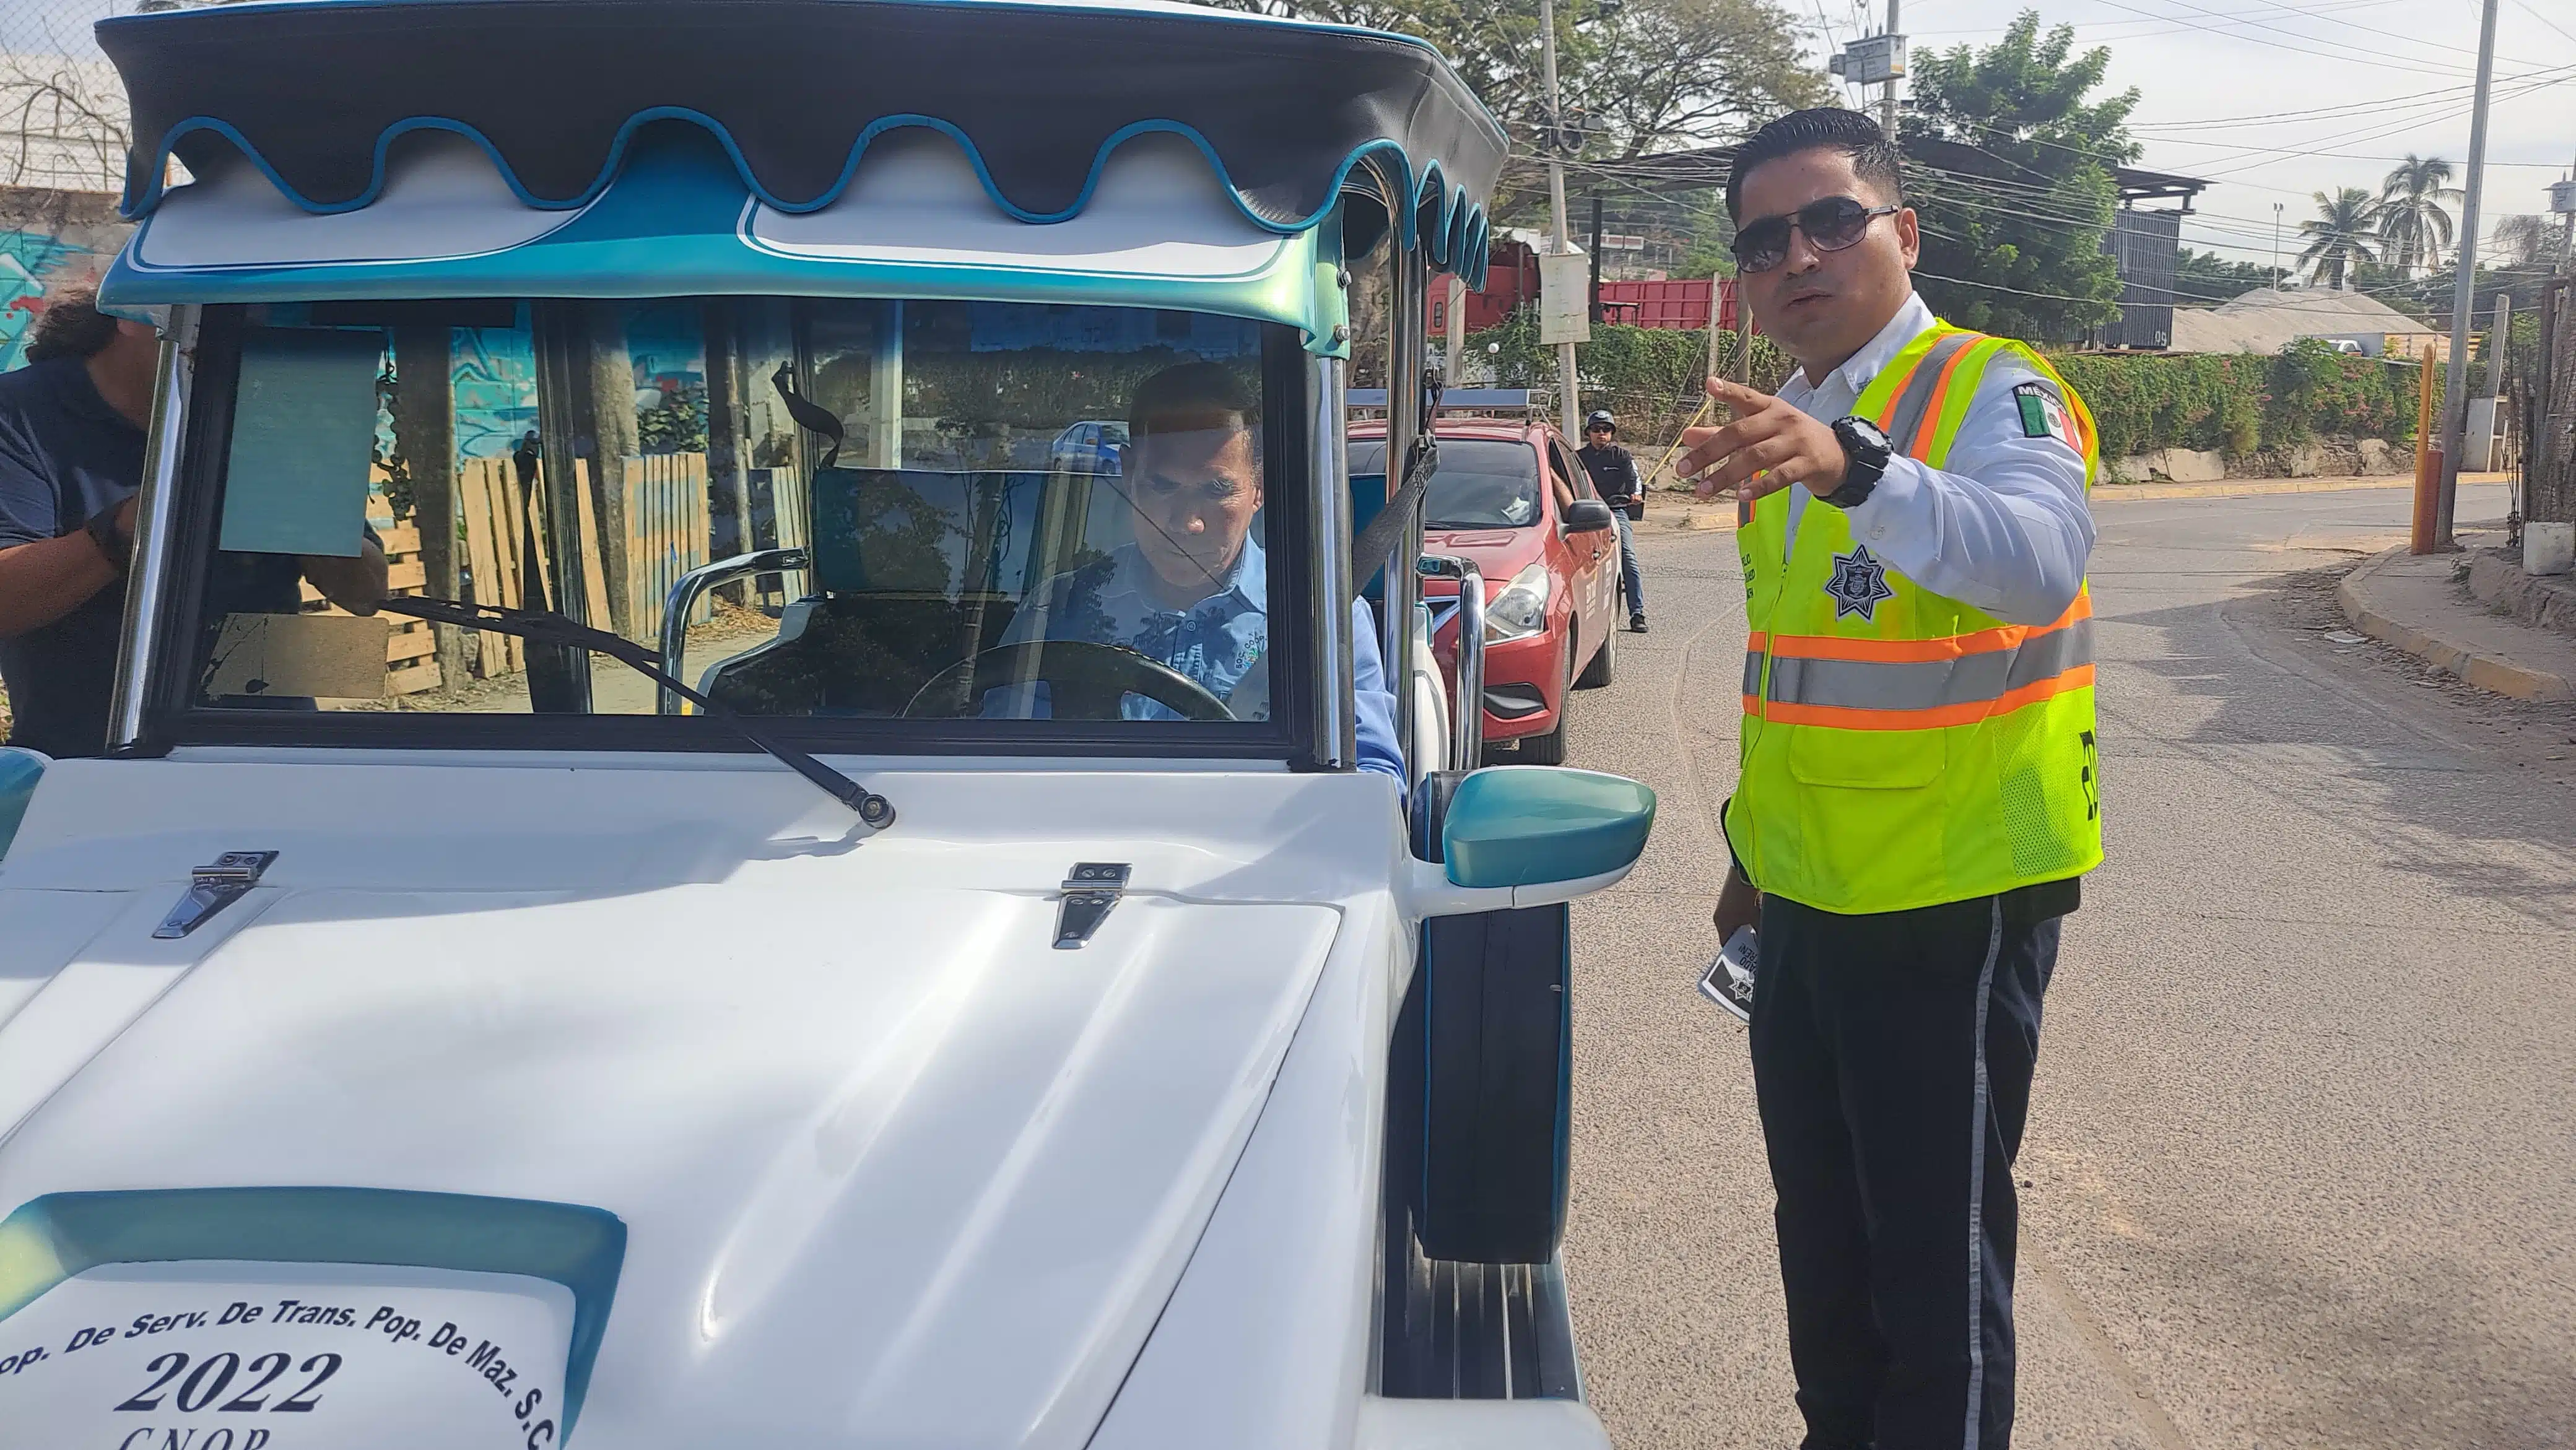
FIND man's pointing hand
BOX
[1676,376,1851,503]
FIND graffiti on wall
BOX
[0,230,95,369]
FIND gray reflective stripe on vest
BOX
[1743,649,1765,698]
[1881,332,1978,453]
[1760,618,2094,713]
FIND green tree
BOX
[1900,11,2138,342]
[2492,212,2563,269]
[2377,154,2460,277]
[2172,246,2274,306]
[2299,188,2383,289]
[1190,0,1823,228]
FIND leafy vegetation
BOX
[2299,188,2383,289]
[2050,339,2419,465]
[2172,246,2277,306]
[1901,12,2136,342]
[2376,155,2460,279]
[1190,0,1822,228]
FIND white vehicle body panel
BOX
[0,753,1537,1449]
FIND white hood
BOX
[0,868,1342,1448]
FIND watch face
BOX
[1842,417,1892,453]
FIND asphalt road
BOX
[1559,484,2576,1449]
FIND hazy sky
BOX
[1813,0,2576,270]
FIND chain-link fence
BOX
[0,0,134,196]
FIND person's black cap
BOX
[1585,410,1615,431]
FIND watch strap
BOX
[84,506,130,571]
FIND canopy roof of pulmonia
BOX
[97,0,1506,313]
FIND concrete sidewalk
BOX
[2340,540,2576,701]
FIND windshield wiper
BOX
[376,596,895,829]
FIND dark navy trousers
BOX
[1749,891,2061,1450]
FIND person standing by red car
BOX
[1574,410,1647,633]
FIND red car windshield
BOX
[1350,438,1542,529]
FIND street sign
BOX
[1832,33,1907,85]
[1538,249,1592,345]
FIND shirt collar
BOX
[48,355,140,433]
[1111,532,1265,613]
[1783,292,1935,405]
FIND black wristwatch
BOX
[84,506,130,572]
[1820,416,1892,510]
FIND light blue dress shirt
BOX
[997,536,1405,781]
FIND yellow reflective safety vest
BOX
[1725,322,2104,915]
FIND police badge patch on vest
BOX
[2014,381,2075,445]
[1825,544,1898,621]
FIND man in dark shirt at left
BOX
[0,286,386,758]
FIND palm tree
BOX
[2492,212,2561,269]
[2378,154,2461,276]
[2300,188,2383,289]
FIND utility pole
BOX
[1539,0,1581,436]
[2437,0,2501,546]
[1881,0,1900,139]
[2272,202,2283,289]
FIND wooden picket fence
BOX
[300,505,435,695]
[305,453,714,696]
[616,453,711,643]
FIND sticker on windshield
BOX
[0,1261,577,1449]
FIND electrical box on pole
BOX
[1830,34,1907,86]
[2551,179,2576,215]
[1539,249,1593,345]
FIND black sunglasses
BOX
[1731,196,1899,274]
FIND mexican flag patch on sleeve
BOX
[2013,381,2074,445]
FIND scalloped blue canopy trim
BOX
[124,111,1491,287]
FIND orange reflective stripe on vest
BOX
[1740,597,2095,729]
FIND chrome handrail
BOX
[1417,555,1486,773]
[658,547,809,714]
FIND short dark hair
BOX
[1128,360,1258,441]
[24,284,120,362]
[1726,108,1905,222]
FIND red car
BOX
[1351,417,1622,765]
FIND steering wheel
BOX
[903,639,1235,721]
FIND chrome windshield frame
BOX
[108,304,198,753]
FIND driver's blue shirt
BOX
[996,536,1404,781]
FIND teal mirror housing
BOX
[0,747,43,864]
[1442,766,1656,889]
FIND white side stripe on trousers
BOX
[1962,898,2004,1450]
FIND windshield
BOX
[173,299,1288,740]
[1349,436,1541,528]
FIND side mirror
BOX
[1561,498,1616,534]
[1404,766,1655,915]
[0,747,46,865]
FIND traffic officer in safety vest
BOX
[1675,108,2100,1450]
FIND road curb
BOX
[2102,474,2504,507]
[2100,476,2409,501]
[2339,547,2575,701]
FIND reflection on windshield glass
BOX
[1350,436,1541,528]
[187,298,1277,730]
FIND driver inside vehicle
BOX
[987,361,1404,781]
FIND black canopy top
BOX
[101,0,1507,249]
